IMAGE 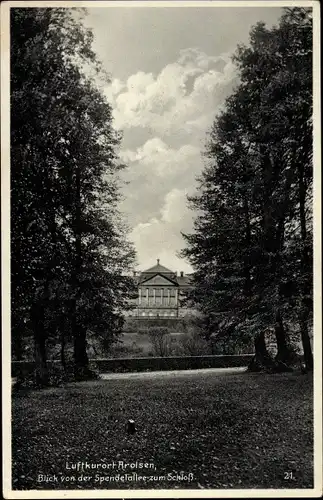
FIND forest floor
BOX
[12,370,313,490]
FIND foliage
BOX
[178,330,210,356]
[11,7,136,384]
[120,316,254,356]
[182,8,313,370]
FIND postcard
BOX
[1,1,322,498]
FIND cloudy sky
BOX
[84,5,282,274]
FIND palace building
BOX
[127,259,193,318]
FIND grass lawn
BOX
[12,370,313,490]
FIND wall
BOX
[12,354,253,377]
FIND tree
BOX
[182,8,313,371]
[11,8,136,384]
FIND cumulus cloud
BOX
[105,48,237,136]
[130,188,194,273]
[119,138,201,231]
[103,78,126,103]
[121,138,200,178]
[105,48,238,270]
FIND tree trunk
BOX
[61,330,66,372]
[31,303,49,387]
[248,330,274,371]
[73,323,89,379]
[297,160,313,371]
[71,162,90,379]
[12,323,23,361]
[243,191,252,297]
[299,309,313,371]
[274,309,293,364]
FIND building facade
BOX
[127,259,193,318]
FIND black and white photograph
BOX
[1,1,322,497]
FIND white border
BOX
[1,1,322,498]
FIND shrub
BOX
[180,330,210,356]
[148,327,172,357]
[13,360,100,389]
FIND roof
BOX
[140,273,178,286]
[142,259,174,275]
[132,260,194,288]
[176,275,192,287]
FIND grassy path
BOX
[100,366,246,380]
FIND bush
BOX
[180,330,210,356]
[148,327,172,357]
[12,360,101,389]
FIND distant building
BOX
[126,259,194,318]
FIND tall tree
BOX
[11,8,136,384]
[182,7,313,370]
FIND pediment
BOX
[140,274,177,286]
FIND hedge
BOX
[123,317,187,331]
[12,354,253,377]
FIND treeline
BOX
[11,8,136,385]
[182,8,314,371]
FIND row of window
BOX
[129,311,178,318]
[138,288,178,304]
[138,288,178,298]
[138,297,177,306]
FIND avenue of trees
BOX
[182,8,314,371]
[11,8,136,385]
[11,7,315,386]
